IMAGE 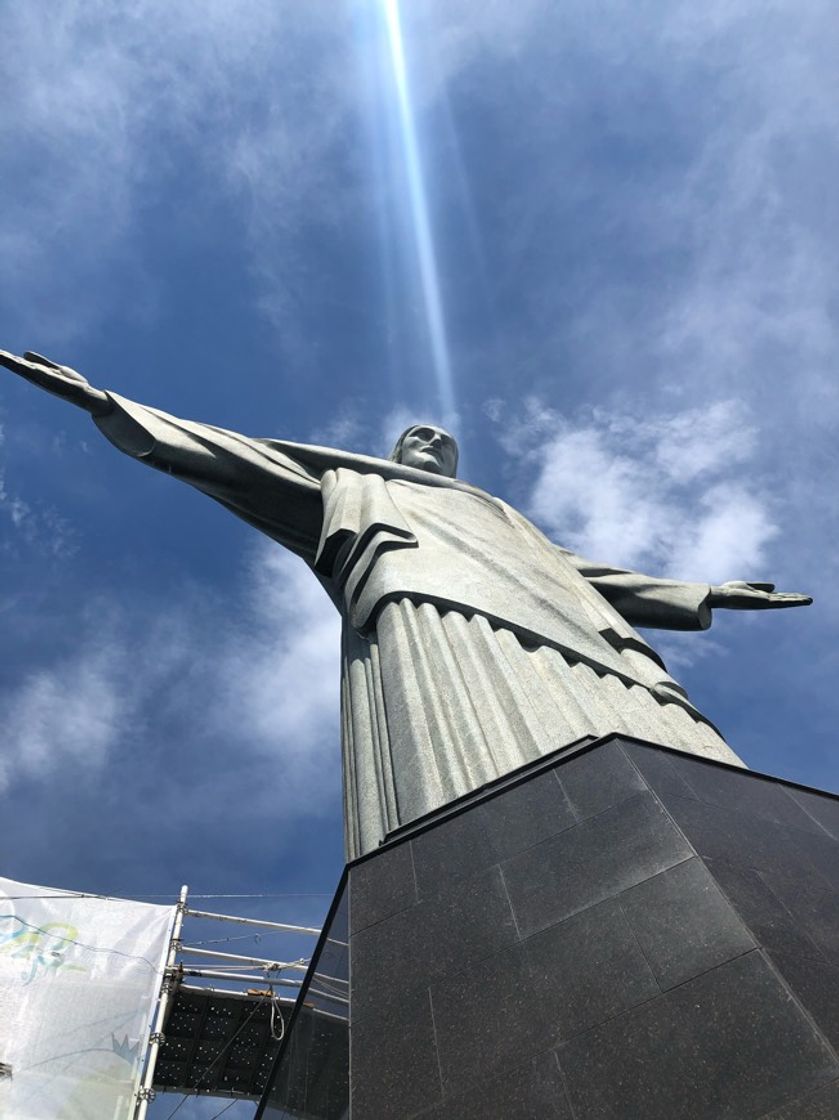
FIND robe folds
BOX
[96,394,742,858]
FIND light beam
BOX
[382,0,457,421]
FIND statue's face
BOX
[398,425,458,477]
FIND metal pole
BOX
[178,966,303,986]
[175,985,347,1023]
[134,884,189,1120]
[178,944,310,970]
[176,948,346,989]
[179,982,299,1002]
[184,906,320,936]
[304,987,350,1007]
[310,970,349,988]
[175,968,348,1005]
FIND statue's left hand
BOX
[708,581,812,610]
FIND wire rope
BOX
[206,1101,239,1118]
[161,995,269,1120]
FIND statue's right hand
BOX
[0,349,112,416]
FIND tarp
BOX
[0,876,174,1119]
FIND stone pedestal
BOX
[258,735,839,1119]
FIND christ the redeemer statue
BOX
[0,350,811,857]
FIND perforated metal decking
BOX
[154,986,290,1101]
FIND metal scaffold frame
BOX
[134,884,189,1120]
[133,886,333,1115]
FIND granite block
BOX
[786,788,839,842]
[620,739,697,801]
[409,802,497,898]
[769,950,839,1051]
[556,741,646,821]
[431,896,660,1095]
[525,897,660,1038]
[350,863,519,1019]
[777,826,839,893]
[502,791,692,938]
[419,1050,572,1120]
[410,769,577,899]
[559,952,839,1120]
[350,987,441,1120]
[758,873,839,965]
[349,841,416,934]
[707,859,825,961]
[479,767,577,863]
[760,1079,839,1119]
[666,754,823,832]
[429,936,541,1094]
[663,793,831,887]
[621,857,755,989]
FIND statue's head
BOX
[389,424,459,477]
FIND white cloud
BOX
[641,404,757,485]
[666,483,777,583]
[213,545,341,804]
[0,641,128,791]
[411,0,839,436]
[0,1,359,343]
[499,398,778,583]
[0,454,79,559]
[648,7,838,418]
[0,544,341,812]
[4,0,837,402]
[653,632,730,675]
[307,410,369,454]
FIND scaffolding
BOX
[134,887,337,1116]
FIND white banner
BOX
[0,876,174,1120]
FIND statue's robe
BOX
[95,394,741,857]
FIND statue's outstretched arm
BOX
[558,547,811,630]
[0,347,323,562]
[0,349,112,417]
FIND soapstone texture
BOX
[0,351,812,858]
[90,397,741,855]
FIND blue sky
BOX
[1,2,837,1115]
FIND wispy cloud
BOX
[0,1,359,345]
[0,636,128,792]
[416,0,839,424]
[0,544,340,813]
[494,398,778,584]
[211,545,341,808]
[307,409,369,455]
[4,0,837,400]
[0,426,78,559]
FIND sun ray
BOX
[382,0,457,422]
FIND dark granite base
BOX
[258,736,839,1119]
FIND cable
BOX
[269,987,285,1043]
[207,1100,239,1118]
[188,933,267,947]
[187,931,308,947]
